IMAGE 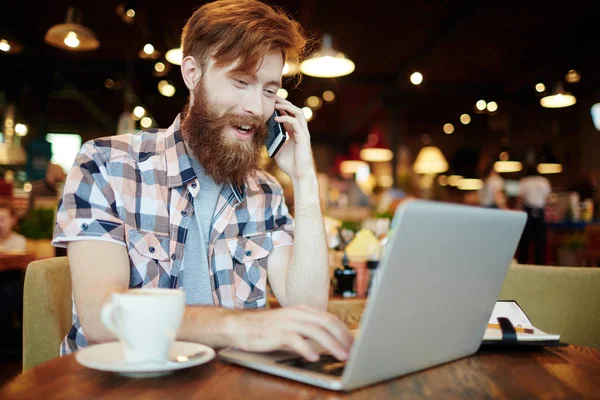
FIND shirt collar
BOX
[164,114,245,202]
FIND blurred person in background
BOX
[0,201,26,252]
[479,163,506,209]
[27,162,66,213]
[517,166,551,265]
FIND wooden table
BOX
[2,345,600,399]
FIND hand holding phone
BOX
[266,110,288,158]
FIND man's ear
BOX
[181,55,201,91]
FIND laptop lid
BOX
[341,200,526,390]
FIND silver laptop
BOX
[219,200,527,391]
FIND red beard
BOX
[180,81,267,186]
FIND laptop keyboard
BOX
[276,354,346,376]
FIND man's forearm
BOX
[285,174,329,309]
[177,306,240,347]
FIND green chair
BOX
[498,263,600,349]
[22,257,72,371]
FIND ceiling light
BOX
[116,4,136,24]
[322,90,336,102]
[0,37,22,54]
[487,101,498,113]
[158,80,176,97]
[139,43,160,60]
[277,88,288,99]
[133,106,146,119]
[565,69,581,83]
[64,31,80,48]
[494,151,522,173]
[537,164,562,174]
[166,47,182,65]
[540,83,576,108]
[535,83,546,93]
[154,62,165,72]
[15,123,28,136]
[443,123,454,134]
[410,72,423,85]
[413,146,448,174]
[301,107,313,121]
[300,34,355,78]
[340,160,368,175]
[360,131,393,162]
[45,7,100,51]
[143,44,154,55]
[537,144,562,174]
[282,61,299,76]
[460,114,471,125]
[306,95,322,109]
[140,117,152,129]
[476,100,487,111]
[457,178,483,191]
[448,175,463,187]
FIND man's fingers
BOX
[286,306,354,350]
[284,334,319,362]
[287,321,348,361]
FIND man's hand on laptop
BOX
[230,304,354,362]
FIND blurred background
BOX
[1,0,600,382]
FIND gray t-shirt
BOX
[179,158,223,305]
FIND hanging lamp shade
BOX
[494,149,522,173]
[360,130,393,162]
[300,34,355,78]
[166,47,182,65]
[413,146,448,174]
[540,82,576,108]
[0,35,23,54]
[45,7,99,51]
[537,144,562,174]
[339,144,369,175]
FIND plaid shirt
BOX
[52,114,294,355]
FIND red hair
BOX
[182,0,307,77]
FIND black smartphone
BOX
[265,110,288,158]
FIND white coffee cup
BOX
[101,288,185,363]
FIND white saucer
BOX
[75,341,216,378]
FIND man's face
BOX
[0,209,14,238]
[180,50,284,185]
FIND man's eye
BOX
[236,79,248,86]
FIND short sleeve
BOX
[52,141,126,248]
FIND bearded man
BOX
[52,0,352,362]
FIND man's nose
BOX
[241,89,263,116]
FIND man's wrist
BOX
[292,172,320,205]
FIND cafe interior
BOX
[1,0,600,396]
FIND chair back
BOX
[499,263,600,349]
[22,257,72,371]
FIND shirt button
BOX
[191,182,197,189]
[171,254,176,260]
[181,210,188,217]
[149,246,155,253]
[81,223,89,230]
[245,250,252,257]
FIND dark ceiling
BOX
[2,0,600,150]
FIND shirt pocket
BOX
[227,233,273,307]
[128,228,171,261]
[126,228,172,288]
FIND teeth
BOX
[240,125,251,130]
